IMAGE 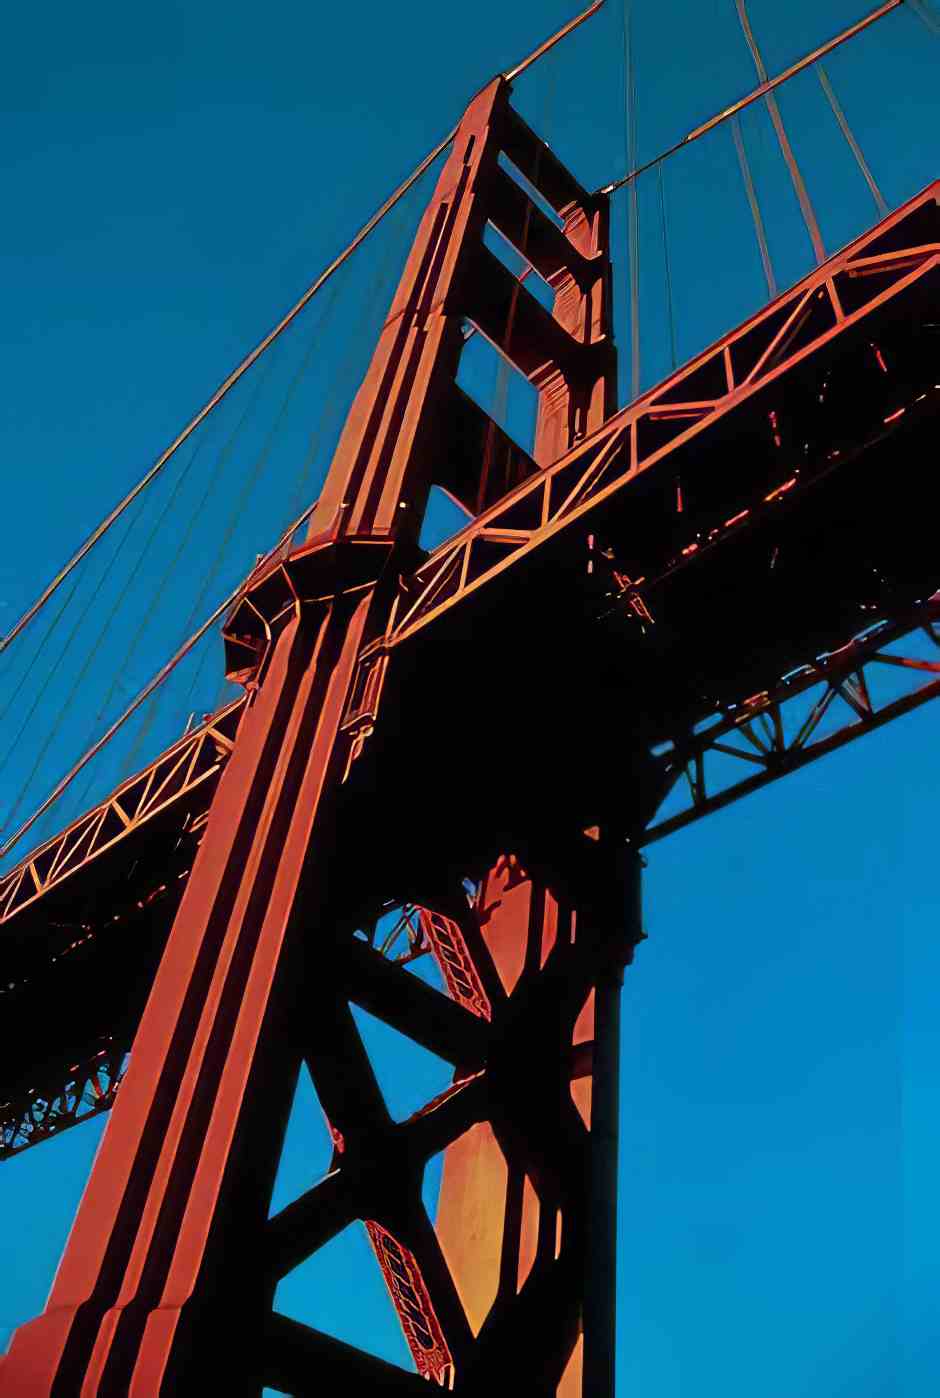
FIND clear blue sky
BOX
[1,1,938,1392]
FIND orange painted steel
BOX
[2,78,625,1394]
[643,590,940,843]
[386,181,940,646]
[1,1042,128,1159]
[432,856,631,1395]
[0,701,243,927]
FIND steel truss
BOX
[644,591,940,841]
[1,1042,128,1159]
[0,701,242,928]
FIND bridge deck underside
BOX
[2,187,938,1156]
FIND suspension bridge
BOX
[0,1,937,1391]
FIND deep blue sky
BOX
[1,1,937,1392]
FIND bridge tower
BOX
[3,78,642,1396]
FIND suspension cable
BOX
[599,1,902,196]
[176,317,326,666]
[0,500,320,864]
[0,4,608,662]
[734,0,826,264]
[656,163,679,370]
[116,189,413,788]
[622,0,641,399]
[72,433,213,769]
[815,64,888,216]
[907,0,940,35]
[0,565,82,733]
[0,507,141,825]
[0,508,143,834]
[730,115,777,298]
[0,138,454,660]
[71,330,282,800]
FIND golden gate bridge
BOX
[0,1,937,1391]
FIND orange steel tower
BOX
[3,79,637,1395]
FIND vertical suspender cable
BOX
[0,571,82,733]
[907,0,940,37]
[0,3,610,662]
[815,64,888,216]
[0,500,319,863]
[118,180,425,789]
[92,335,282,760]
[730,115,778,298]
[622,0,641,399]
[733,0,826,265]
[656,163,678,370]
[135,300,327,773]
[0,134,457,661]
[0,507,143,830]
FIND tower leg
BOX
[2,68,622,1393]
[2,590,374,1395]
[432,847,642,1396]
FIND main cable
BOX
[599,1,903,196]
[622,0,641,399]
